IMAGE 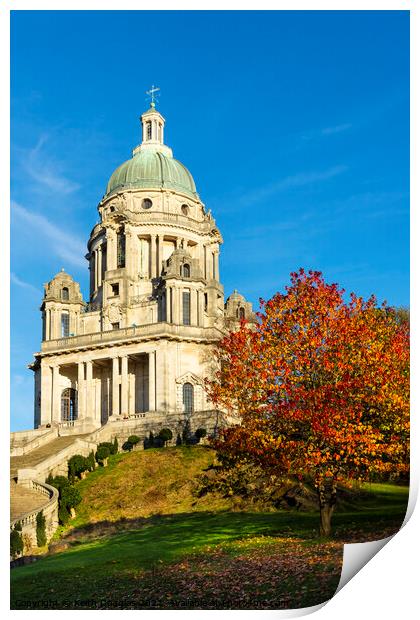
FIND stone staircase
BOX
[10,434,90,478]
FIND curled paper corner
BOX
[334,478,417,597]
[336,534,394,593]
[334,483,418,596]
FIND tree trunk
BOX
[317,477,337,538]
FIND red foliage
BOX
[207,269,409,534]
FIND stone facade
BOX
[28,102,253,438]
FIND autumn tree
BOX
[207,269,409,537]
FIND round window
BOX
[142,198,153,210]
[181,204,189,215]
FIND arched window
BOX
[62,287,69,300]
[183,383,194,414]
[239,307,245,320]
[146,121,152,140]
[61,388,77,421]
[182,263,190,278]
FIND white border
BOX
[2,2,417,619]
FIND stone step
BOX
[10,433,90,477]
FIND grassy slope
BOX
[11,446,409,610]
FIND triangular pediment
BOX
[175,372,202,386]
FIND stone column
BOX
[151,234,157,278]
[155,343,168,412]
[112,357,120,416]
[168,286,173,323]
[215,250,220,281]
[97,247,102,288]
[191,286,198,326]
[125,228,135,278]
[205,245,212,280]
[196,290,202,327]
[77,362,85,420]
[40,362,52,425]
[172,286,180,324]
[106,227,117,271]
[120,355,128,417]
[200,244,206,278]
[52,365,61,423]
[50,308,56,340]
[148,351,156,411]
[128,367,135,415]
[86,360,93,420]
[93,249,97,290]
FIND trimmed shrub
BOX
[96,445,110,465]
[46,475,71,497]
[195,428,207,442]
[36,511,47,547]
[58,505,70,525]
[159,428,173,446]
[122,441,133,451]
[61,486,82,513]
[98,441,117,456]
[10,524,23,559]
[68,455,89,482]
[127,435,140,446]
[144,431,155,449]
[112,437,118,454]
[86,451,96,472]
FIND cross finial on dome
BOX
[146,84,160,107]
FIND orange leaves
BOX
[208,269,410,486]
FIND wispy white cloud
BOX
[321,123,352,136]
[10,273,40,295]
[22,135,80,194]
[299,123,352,143]
[12,201,86,269]
[241,165,349,206]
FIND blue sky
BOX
[11,10,409,431]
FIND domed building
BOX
[29,102,253,438]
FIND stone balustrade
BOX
[41,322,223,353]
[10,480,59,543]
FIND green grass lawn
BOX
[11,446,409,610]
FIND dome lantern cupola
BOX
[141,102,165,147]
[105,94,198,199]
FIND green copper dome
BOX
[105,149,198,199]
